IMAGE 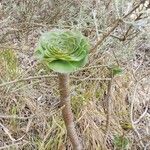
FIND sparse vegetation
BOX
[0,0,150,150]
[114,135,129,150]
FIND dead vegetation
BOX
[0,0,150,149]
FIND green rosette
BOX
[35,30,89,73]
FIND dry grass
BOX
[0,0,150,150]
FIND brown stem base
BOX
[58,73,82,150]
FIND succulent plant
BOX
[35,30,90,150]
[35,30,89,73]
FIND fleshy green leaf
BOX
[110,66,123,76]
[35,30,90,73]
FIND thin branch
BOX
[0,114,34,120]
[0,74,111,88]
[104,76,113,145]
[130,82,145,147]
[0,122,15,141]
[134,103,149,124]
[123,2,143,19]
[90,19,121,52]
[0,75,57,87]
[90,1,145,52]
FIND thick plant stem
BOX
[58,73,82,150]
